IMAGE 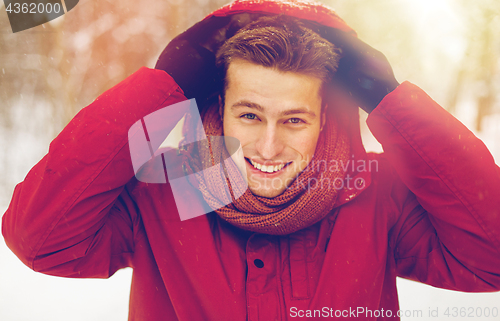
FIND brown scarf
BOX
[182,102,350,235]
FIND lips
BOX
[247,158,291,174]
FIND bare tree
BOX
[447,1,500,131]
[0,0,228,205]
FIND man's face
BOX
[222,59,324,198]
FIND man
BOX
[3,1,500,320]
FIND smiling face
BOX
[222,59,325,198]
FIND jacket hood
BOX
[182,0,371,204]
[206,0,356,36]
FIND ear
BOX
[218,95,224,119]
[320,103,328,131]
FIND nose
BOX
[255,124,285,160]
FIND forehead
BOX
[225,60,323,114]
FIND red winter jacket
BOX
[3,1,500,320]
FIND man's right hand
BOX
[154,15,233,103]
[155,14,263,104]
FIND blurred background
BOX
[1,0,499,320]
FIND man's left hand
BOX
[321,28,400,113]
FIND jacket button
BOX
[253,259,264,268]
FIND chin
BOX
[248,185,287,198]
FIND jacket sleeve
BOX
[1,67,188,278]
[367,81,500,292]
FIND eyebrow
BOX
[231,100,317,118]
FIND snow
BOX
[1,0,500,319]
[0,225,132,321]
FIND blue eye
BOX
[288,118,303,124]
[242,114,257,120]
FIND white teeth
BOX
[249,160,286,173]
[250,160,261,170]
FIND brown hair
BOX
[215,15,340,104]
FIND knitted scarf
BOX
[182,102,350,235]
